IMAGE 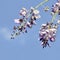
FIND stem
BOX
[35,0,49,9]
[51,12,58,23]
[27,0,49,18]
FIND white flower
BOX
[14,19,20,23]
[31,7,40,14]
[53,25,58,29]
[33,9,39,14]
[56,2,60,6]
[30,7,41,19]
[24,21,32,28]
[57,20,60,24]
[48,34,51,38]
[49,28,57,35]
[40,31,46,34]
[20,8,27,16]
[27,21,30,25]
[49,28,57,32]
[33,20,36,25]
[35,15,41,19]
[31,7,34,10]
[46,29,49,33]
[27,21,31,26]
[41,42,44,45]
[51,12,55,15]
[41,24,46,27]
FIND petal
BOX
[31,7,34,10]
[41,24,46,27]
[33,10,39,14]
[56,2,60,6]
[14,19,20,23]
[50,37,55,42]
[50,28,57,32]
[35,15,41,19]
[57,20,60,24]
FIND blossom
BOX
[20,8,27,17]
[30,7,41,20]
[39,22,57,48]
[57,20,60,24]
[14,19,20,24]
[51,1,60,15]
[26,21,32,28]
[11,7,41,39]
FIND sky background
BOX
[0,0,60,60]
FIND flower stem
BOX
[35,0,49,9]
[51,12,58,23]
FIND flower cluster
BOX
[11,7,40,39]
[11,0,60,48]
[51,0,60,15]
[39,22,58,48]
[38,0,60,48]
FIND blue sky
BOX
[0,0,60,60]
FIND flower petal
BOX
[14,19,20,23]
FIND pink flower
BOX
[50,37,55,42]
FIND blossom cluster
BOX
[11,7,40,39]
[39,22,58,48]
[51,0,60,15]
[11,0,60,48]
